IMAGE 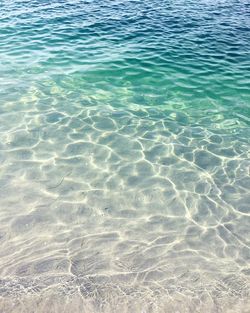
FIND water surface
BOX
[0,0,250,312]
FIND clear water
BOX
[0,0,250,312]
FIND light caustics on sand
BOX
[0,0,250,312]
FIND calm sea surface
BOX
[0,0,250,312]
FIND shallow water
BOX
[0,0,250,312]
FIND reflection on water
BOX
[0,0,250,312]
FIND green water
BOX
[0,0,249,312]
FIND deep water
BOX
[0,0,250,312]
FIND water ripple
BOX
[0,0,249,312]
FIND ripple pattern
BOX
[0,0,250,312]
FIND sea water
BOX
[0,0,249,312]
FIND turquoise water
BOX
[0,0,250,312]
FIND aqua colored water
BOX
[0,0,250,312]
